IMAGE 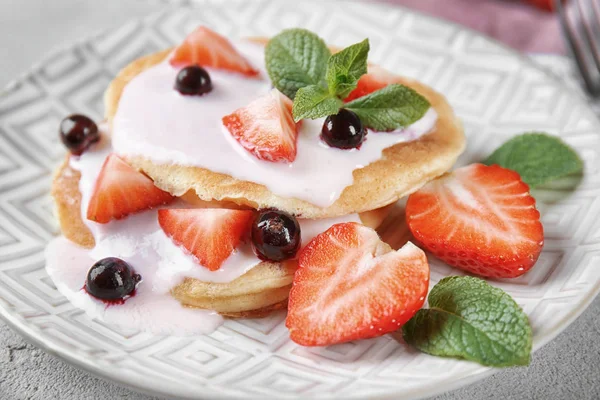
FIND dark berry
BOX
[251,210,301,262]
[321,109,366,149]
[85,257,141,302]
[59,114,99,155]
[175,66,213,96]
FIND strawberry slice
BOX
[344,65,399,102]
[406,164,544,279]
[286,222,429,346]
[158,208,254,271]
[223,89,298,163]
[87,154,174,224]
[170,26,259,77]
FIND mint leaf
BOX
[483,133,583,188]
[265,29,331,99]
[402,276,532,367]
[326,39,369,99]
[292,85,343,122]
[345,84,430,131]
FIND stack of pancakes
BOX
[52,38,465,318]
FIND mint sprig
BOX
[265,29,431,130]
[484,133,583,188]
[265,29,331,100]
[345,84,430,131]
[402,276,532,367]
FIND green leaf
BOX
[402,276,532,368]
[292,85,343,122]
[265,29,331,100]
[345,84,430,131]
[326,39,369,99]
[483,133,584,188]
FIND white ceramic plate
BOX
[0,1,599,399]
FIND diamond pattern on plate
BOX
[0,1,599,399]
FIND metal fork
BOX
[556,0,600,95]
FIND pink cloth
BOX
[374,0,564,54]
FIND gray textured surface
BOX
[0,0,598,399]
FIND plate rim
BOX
[0,1,598,399]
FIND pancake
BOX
[51,156,392,317]
[103,39,465,219]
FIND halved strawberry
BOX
[286,222,429,347]
[158,208,254,271]
[86,154,174,224]
[344,65,399,102]
[406,164,544,279]
[222,89,298,163]
[169,26,259,77]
